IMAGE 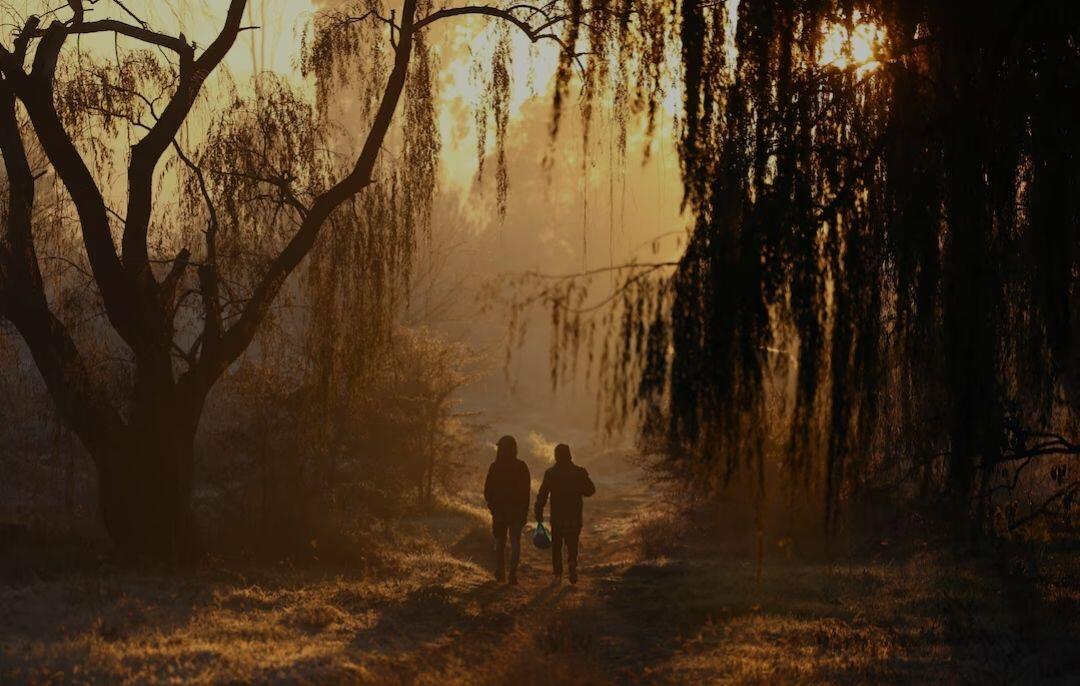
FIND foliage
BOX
[202,325,480,559]
[0,0,452,555]
[4,0,1075,555]
[517,0,1079,534]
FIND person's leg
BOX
[566,527,581,584]
[508,522,523,584]
[492,517,507,581]
[551,526,564,578]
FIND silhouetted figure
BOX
[484,435,531,584]
[534,443,596,584]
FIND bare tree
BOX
[0,0,639,559]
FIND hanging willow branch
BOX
[504,0,1078,534]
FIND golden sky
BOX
[1,0,881,272]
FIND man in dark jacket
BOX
[484,435,531,584]
[534,443,596,584]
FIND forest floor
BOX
[1,459,1079,685]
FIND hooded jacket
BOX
[484,452,531,524]
[534,456,596,529]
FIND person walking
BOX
[534,443,596,584]
[483,435,531,584]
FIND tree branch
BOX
[25,19,191,54]
[170,140,223,343]
[182,0,421,395]
[414,5,571,50]
[1008,480,1080,532]
[0,77,36,291]
[3,18,139,346]
[0,72,127,463]
[122,0,247,290]
[161,247,191,310]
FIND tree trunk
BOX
[95,399,199,561]
[63,428,76,533]
[938,24,1001,539]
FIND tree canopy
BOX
[531,0,1079,533]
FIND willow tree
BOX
[521,0,1078,534]
[0,0,670,559]
[679,0,1076,530]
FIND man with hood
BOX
[483,435,531,584]
[534,443,596,584]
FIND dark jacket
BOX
[534,461,596,529]
[484,455,531,524]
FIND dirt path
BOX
[347,468,656,685]
[3,465,1078,684]
[0,468,654,686]
[380,465,1080,685]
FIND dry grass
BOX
[631,507,686,560]
[599,554,1001,684]
[2,474,1078,685]
[0,501,497,685]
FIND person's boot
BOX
[568,563,578,585]
[508,569,518,585]
[495,565,505,582]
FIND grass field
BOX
[2,465,1078,685]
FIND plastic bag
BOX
[532,521,552,549]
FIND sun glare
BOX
[819,11,885,75]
